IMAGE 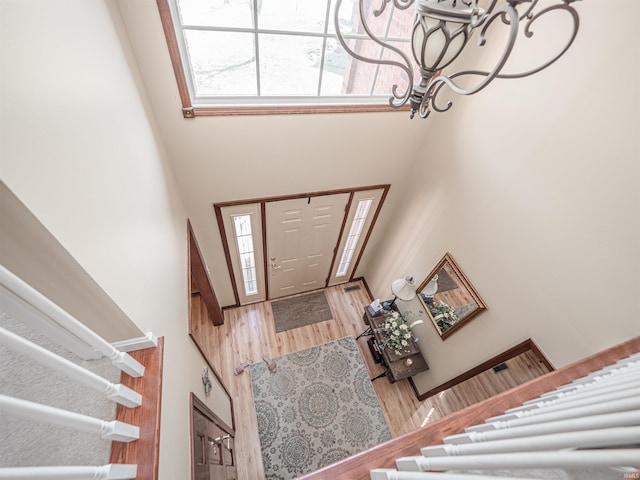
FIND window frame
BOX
[217,203,267,305]
[156,0,411,118]
[327,188,385,286]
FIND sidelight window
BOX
[336,199,372,277]
[232,215,258,295]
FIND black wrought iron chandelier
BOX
[335,0,580,118]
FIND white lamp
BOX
[389,276,417,309]
[422,274,439,297]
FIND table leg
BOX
[356,326,372,339]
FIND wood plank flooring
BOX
[191,280,550,480]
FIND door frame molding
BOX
[190,392,236,480]
[214,185,390,307]
[188,220,224,326]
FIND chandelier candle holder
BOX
[335,0,580,118]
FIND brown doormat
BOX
[271,290,333,333]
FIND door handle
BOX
[214,434,231,450]
[269,257,282,270]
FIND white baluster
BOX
[0,286,98,360]
[465,398,640,432]
[0,464,137,480]
[422,425,640,457]
[0,326,141,408]
[396,449,640,471]
[466,396,640,432]
[519,379,640,408]
[537,362,640,398]
[0,394,139,441]
[0,266,144,377]
[371,469,539,480]
[446,410,640,444]
[495,386,640,419]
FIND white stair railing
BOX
[444,410,640,444]
[0,464,137,480]
[465,396,640,432]
[505,381,640,413]
[0,326,141,408]
[420,425,640,456]
[0,265,146,480]
[0,265,143,377]
[373,353,640,479]
[487,384,640,419]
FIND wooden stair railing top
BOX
[110,337,164,480]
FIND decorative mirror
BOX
[417,252,487,339]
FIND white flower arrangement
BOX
[379,310,414,355]
[427,301,458,331]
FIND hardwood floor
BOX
[191,280,550,480]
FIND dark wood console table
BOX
[362,307,429,382]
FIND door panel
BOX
[193,410,209,480]
[267,194,349,299]
[191,396,236,480]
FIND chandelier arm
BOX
[494,3,580,80]
[392,0,415,11]
[483,0,500,16]
[373,0,415,16]
[334,0,415,107]
[417,2,519,116]
[497,0,540,24]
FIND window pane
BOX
[322,39,381,95]
[245,280,257,295]
[328,0,352,35]
[177,0,253,29]
[330,0,392,37]
[235,215,251,235]
[321,38,380,96]
[240,252,255,270]
[373,41,415,96]
[259,34,324,96]
[336,199,372,277]
[233,215,258,296]
[167,0,415,107]
[387,6,414,39]
[184,30,257,96]
[237,235,253,254]
[259,0,328,33]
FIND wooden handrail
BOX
[299,336,640,480]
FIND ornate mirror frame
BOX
[417,252,487,340]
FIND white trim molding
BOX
[111,332,158,352]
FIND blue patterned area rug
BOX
[250,336,392,480]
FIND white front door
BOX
[266,194,349,299]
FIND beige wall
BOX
[117,0,430,307]
[0,1,232,478]
[2,0,638,474]
[363,1,640,395]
